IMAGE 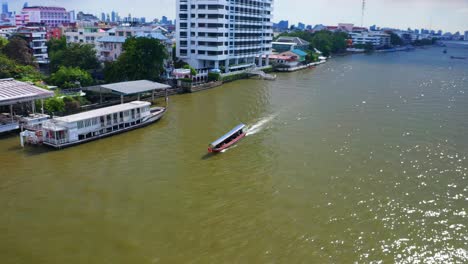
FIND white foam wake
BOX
[246,114,277,136]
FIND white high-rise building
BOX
[176,0,274,71]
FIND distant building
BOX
[101,13,105,22]
[111,11,116,22]
[96,29,173,62]
[47,27,62,40]
[16,6,71,27]
[338,23,354,32]
[273,37,310,52]
[76,11,99,22]
[161,16,168,24]
[465,31,468,41]
[297,22,305,30]
[97,36,126,62]
[277,20,289,30]
[64,26,110,52]
[176,0,273,71]
[2,2,8,15]
[280,49,306,62]
[312,24,327,32]
[16,26,49,64]
[349,32,390,47]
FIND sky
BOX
[5,0,468,33]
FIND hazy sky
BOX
[5,0,468,32]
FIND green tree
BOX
[310,31,333,57]
[0,54,42,81]
[48,66,94,88]
[46,36,67,55]
[208,72,221,82]
[49,43,100,73]
[45,97,65,114]
[331,32,349,53]
[305,51,318,63]
[389,32,404,46]
[174,58,188,69]
[104,37,168,82]
[0,37,8,50]
[63,96,81,114]
[3,36,37,66]
[183,64,197,76]
[103,61,121,83]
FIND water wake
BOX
[246,114,277,136]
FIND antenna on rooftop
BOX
[361,0,366,28]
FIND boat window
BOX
[124,111,129,117]
[85,119,91,127]
[113,113,118,121]
[77,120,84,129]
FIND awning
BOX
[99,80,171,95]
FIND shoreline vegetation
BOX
[0,32,440,116]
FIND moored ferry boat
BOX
[20,101,166,149]
[208,124,246,153]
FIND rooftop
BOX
[100,80,171,95]
[54,101,150,123]
[291,49,308,56]
[275,36,310,46]
[0,78,54,106]
[97,36,127,43]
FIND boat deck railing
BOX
[43,138,68,146]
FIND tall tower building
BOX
[2,2,8,15]
[176,0,274,71]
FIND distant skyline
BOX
[4,0,468,32]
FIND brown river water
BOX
[1,45,467,263]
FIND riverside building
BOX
[176,0,274,71]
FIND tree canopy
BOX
[0,37,8,50]
[49,42,100,73]
[2,36,37,66]
[389,32,404,46]
[46,36,67,55]
[0,54,43,81]
[45,97,65,114]
[47,66,94,89]
[277,30,349,57]
[104,37,168,83]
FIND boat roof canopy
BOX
[54,101,150,123]
[210,124,246,147]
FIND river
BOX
[1,45,467,263]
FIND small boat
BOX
[443,49,447,54]
[450,56,467,60]
[208,124,246,153]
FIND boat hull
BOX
[208,132,246,153]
